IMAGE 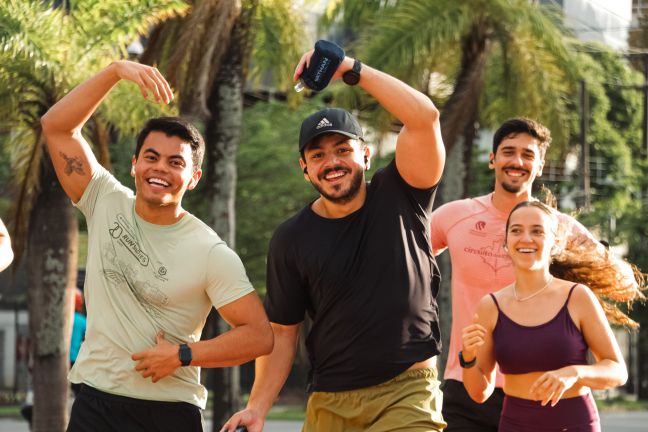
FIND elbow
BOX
[615,363,628,387]
[40,111,53,135]
[40,110,62,140]
[466,388,488,404]
[421,101,440,124]
[462,380,489,404]
[428,104,440,122]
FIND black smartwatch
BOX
[458,351,476,369]
[179,343,192,366]
[342,58,362,86]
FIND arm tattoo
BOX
[59,151,86,176]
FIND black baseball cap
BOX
[299,108,364,152]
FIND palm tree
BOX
[0,1,184,430]
[139,1,306,426]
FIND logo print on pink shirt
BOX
[475,221,486,231]
[464,240,512,275]
[480,240,511,273]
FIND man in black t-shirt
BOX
[223,45,446,432]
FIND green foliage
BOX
[322,0,579,147]
[563,44,644,245]
[235,99,319,290]
[249,0,309,94]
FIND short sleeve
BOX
[74,166,131,220]
[264,228,308,325]
[387,161,438,213]
[205,244,255,309]
[557,213,600,250]
[430,205,450,256]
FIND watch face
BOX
[180,344,192,366]
[343,71,360,85]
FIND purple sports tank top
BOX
[491,284,588,374]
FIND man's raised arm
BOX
[41,61,172,202]
[293,54,445,189]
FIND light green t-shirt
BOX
[69,167,254,408]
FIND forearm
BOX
[462,365,496,403]
[573,360,627,390]
[246,325,299,417]
[357,62,439,130]
[190,320,273,368]
[41,63,120,135]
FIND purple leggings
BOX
[499,393,600,432]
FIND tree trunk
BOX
[461,108,480,198]
[436,23,490,374]
[28,151,77,432]
[439,21,489,155]
[204,2,258,429]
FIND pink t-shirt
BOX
[431,193,596,386]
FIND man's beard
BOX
[311,168,364,204]
[501,181,523,193]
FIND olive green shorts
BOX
[302,367,446,432]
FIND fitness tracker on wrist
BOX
[342,58,362,86]
[458,351,476,368]
[179,343,192,366]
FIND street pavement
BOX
[2,412,648,431]
[0,418,304,432]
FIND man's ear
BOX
[536,159,545,178]
[131,155,137,177]
[488,152,495,169]
[187,169,202,190]
[299,159,310,182]
[363,146,371,171]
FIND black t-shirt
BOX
[265,160,441,392]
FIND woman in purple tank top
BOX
[459,201,632,432]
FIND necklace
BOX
[513,276,554,302]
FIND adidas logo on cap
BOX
[315,117,333,129]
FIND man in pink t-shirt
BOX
[431,118,637,431]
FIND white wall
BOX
[0,310,28,390]
[564,0,632,49]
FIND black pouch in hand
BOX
[298,40,345,92]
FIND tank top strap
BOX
[489,293,501,311]
[564,283,579,306]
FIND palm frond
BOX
[5,128,44,266]
[249,0,309,94]
[357,0,470,82]
[69,0,188,59]
[100,80,177,138]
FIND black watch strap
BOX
[458,351,476,368]
[179,343,192,366]
[342,58,362,86]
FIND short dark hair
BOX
[493,118,551,159]
[135,117,205,171]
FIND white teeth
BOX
[148,177,169,186]
[517,248,536,253]
[506,171,524,177]
[325,171,345,180]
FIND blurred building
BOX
[541,0,632,49]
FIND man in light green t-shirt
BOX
[41,60,273,431]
